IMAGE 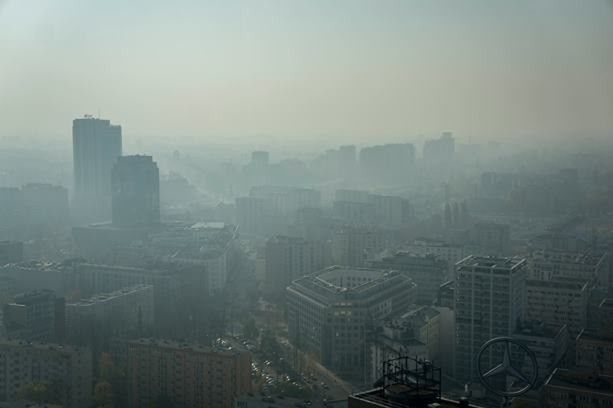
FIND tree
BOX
[275,381,311,399]
[151,395,182,408]
[260,329,281,359]
[18,382,51,404]
[243,317,259,339]
[94,381,114,407]
[98,353,126,407]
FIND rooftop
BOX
[599,298,613,310]
[412,238,460,248]
[526,278,589,291]
[514,321,567,338]
[0,340,88,354]
[456,255,526,271]
[12,290,56,305]
[0,260,69,272]
[67,284,152,307]
[0,400,63,408]
[234,394,325,408]
[397,305,440,324]
[546,368,613,395]
[289,266,413,304]
[376,251,447,267]
[127,338,248,356]
[190,221,226,230]
[576,329,613,344]
[532,249,607,266]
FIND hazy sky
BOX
[1,0,612,146]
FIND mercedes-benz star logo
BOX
[476,337,538,398]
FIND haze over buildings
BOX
[0,2,613,408]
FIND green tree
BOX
[18,382,51,404]
[94,381,114,407]
[151,394,183,408]
[260,329,281,359]
[275,382,311,399]
[98,353,126,407]
[243,317,259,339]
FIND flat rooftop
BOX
[318,267,388,288]
[526,278,589,290]
[67,284,152,307]
[190,221,226,230]
[515,321,567,338]
[533,249,607,266]
[289,266,412,303]
[577,330,613,344]
[456,255,526,270]
[127,338,248,356]
[0,340,88,354]
[546,369,613,395]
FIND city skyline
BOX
[1,3,613,407]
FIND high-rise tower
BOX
[72,116,122,222]
[454,256,527,384]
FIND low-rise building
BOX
[0,242,23,266]
[370,252,446,305]
[405,238,467,279]
[0,340,92,408]
[576,330,613,375]
[287,266,416,382]
[3,290,65,342]
[529,249,609,288]
[331,226,391,267]
[542,369,613,408]
[0,261,69,295]
[370,305,440,383]
[470,222,510,256]
[65,284,154,347]
[148,222,239,296]
[264,235,327,295]
[124,338,251,408]
[250,186,321,216]
[333,190,412,227]
[513,322,570,384]
[525,278,589,335]
[588,296,613,335]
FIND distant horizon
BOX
[2,0,612,146]
[1,125,612,156]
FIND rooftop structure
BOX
[350,356,483,408]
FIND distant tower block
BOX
[111,155,160,226]
[72,116,122,222]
